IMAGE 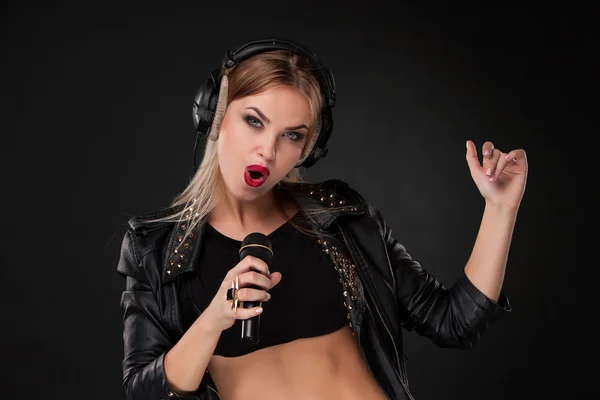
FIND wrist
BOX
[484,200,519,217]
[196,307,224,335]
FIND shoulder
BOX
[126,204,185,232]
[119,204,185,264]
[319,178,373,212]
[317,179,387,233]
[285,178,367,207]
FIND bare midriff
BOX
[208,325,388,400]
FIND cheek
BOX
[218,121,244,155]
[217,122,252,177]
[274,148,303,176]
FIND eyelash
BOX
[244,115,304,142]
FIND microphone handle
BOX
[241,284,262,343]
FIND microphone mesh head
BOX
[239,232,273,265]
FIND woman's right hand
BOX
[204,255,283,333]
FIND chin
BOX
[226,179,274,201]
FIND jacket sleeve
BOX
[368,203,511,349]
[117,228,202,400]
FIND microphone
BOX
[239,232,273,343]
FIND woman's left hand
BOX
[465,140,528,211]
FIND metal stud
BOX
[318,236,362,337]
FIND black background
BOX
[1,2,585,399]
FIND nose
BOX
[258,135,277,161]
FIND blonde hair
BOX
[141,49,339,250]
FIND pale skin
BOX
[163,84,529,399]
[164,85,388,400]
[464,140,528,301]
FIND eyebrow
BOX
[245,107,309,131]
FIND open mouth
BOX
[244,165,269,187]
[248,170,264,180]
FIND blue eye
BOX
[245,115,262,128]
[244,115,304,142]
[285,131,304,141]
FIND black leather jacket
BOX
[117,179,511,400]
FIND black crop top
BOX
[183,213,348,357]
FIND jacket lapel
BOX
[161,179,365,284]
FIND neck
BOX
[210,186,288,231]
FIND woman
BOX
[117,38,527,400]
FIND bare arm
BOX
[464,203,518,302]
[164,310,222,394]
[463,139,527,303]
[164,256,278,395]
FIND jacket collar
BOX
[162,179,365,283]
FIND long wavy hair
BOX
[140,49,342,251]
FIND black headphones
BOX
[191,37,337,172]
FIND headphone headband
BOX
[221,38,336,108]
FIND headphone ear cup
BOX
[193,68,221,136]
[296,107,333,168]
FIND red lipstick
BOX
[244,165,270,188]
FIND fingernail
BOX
[486,168,492,176]
[505,154,511,160]
[256,308,263,313]
[489,176,495,182]
[266,293,271,300]
[483,149,490,156]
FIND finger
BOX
[503,149,527,165]
[484,148,502,178]
[481,141,495,171]
[238,270,273,290]
[489,152,510,182]
[237,287,271,302]
[482,141,495,160]
[228,255,270,280]
[465,140,482,173]
[235,305,264,320]
[269,271,283,288]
